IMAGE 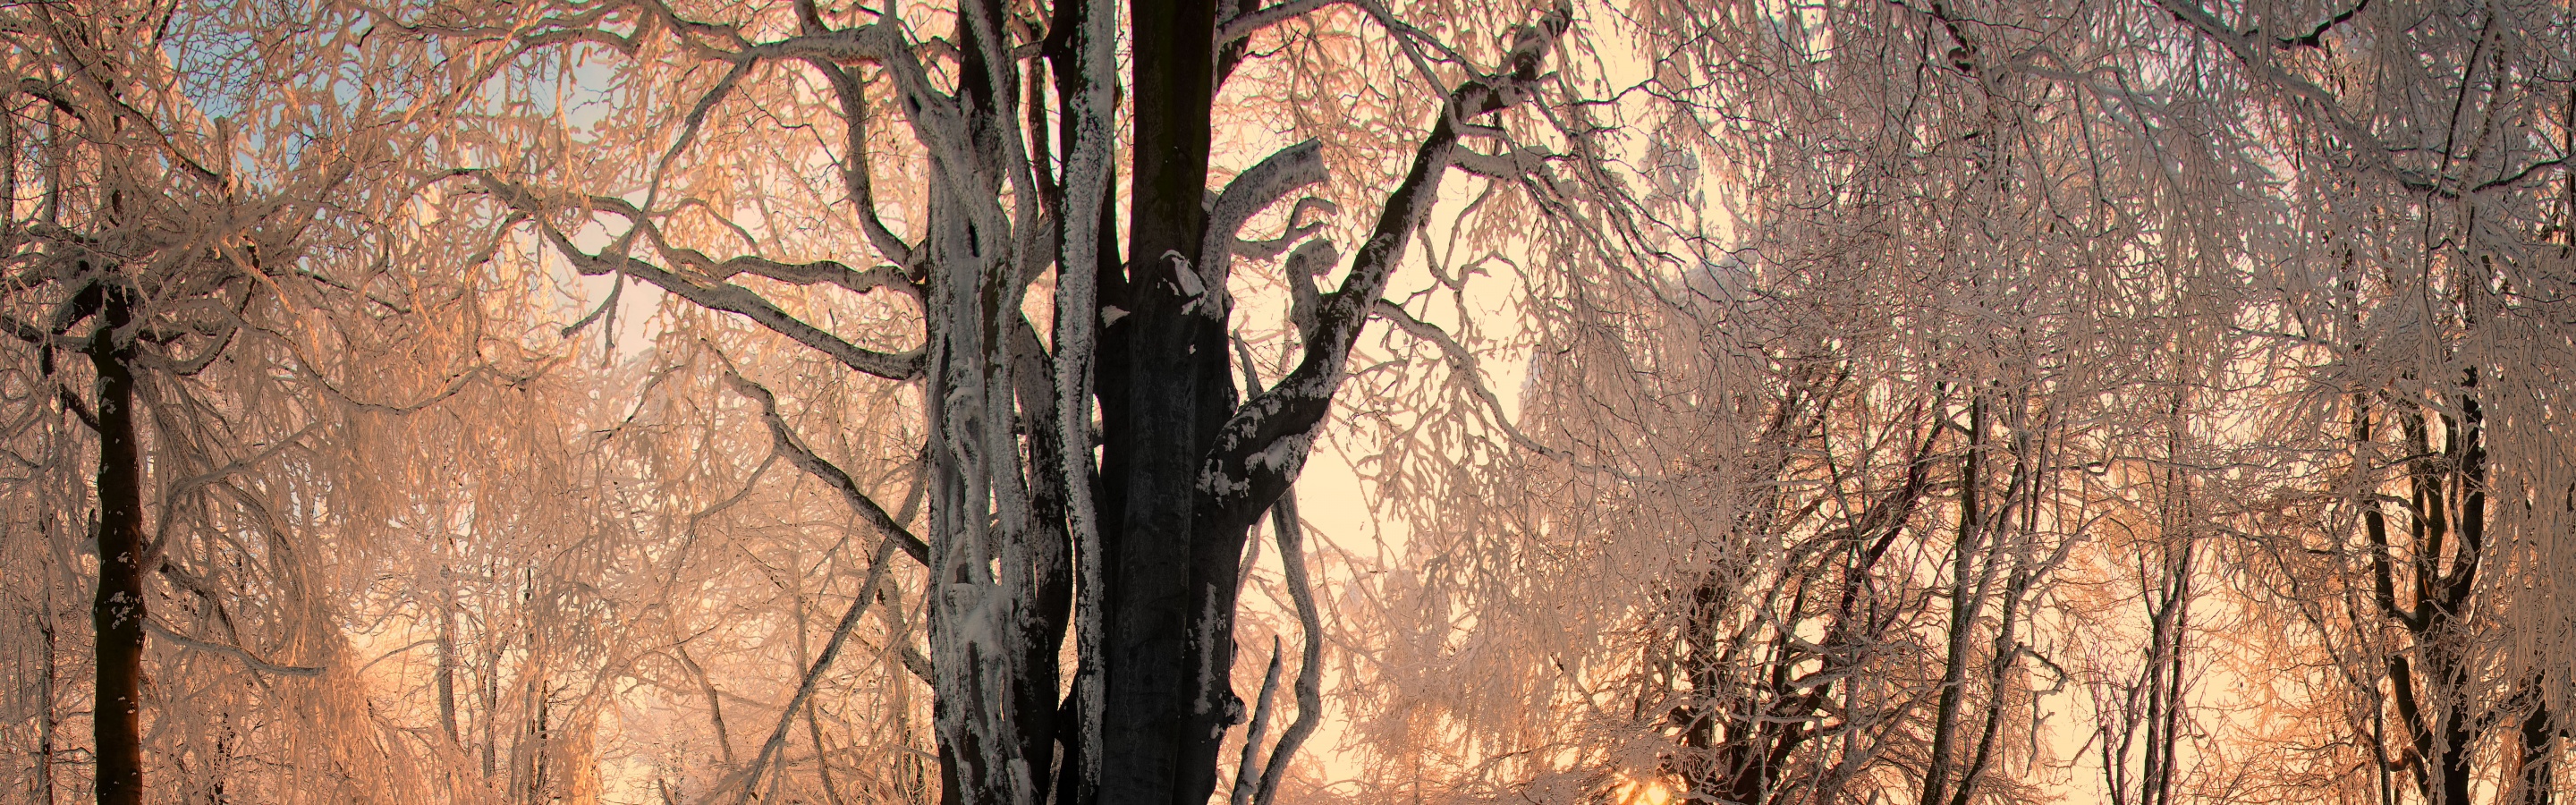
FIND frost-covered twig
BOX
[1226,638,1285,805]
[143,619,321,678]
[724,372,930,565]
[736,533,905,804]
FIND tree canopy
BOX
[5,0,2576,803]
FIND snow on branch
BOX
[1194,4,1572,527]
[1198,139,1329,316]
[734,22,978,191]
[1249,492,1325,805]
[565,194,921,300]
[470,174,928,381]
[724,371,931,566]
[2143,0,2563,199]
[808,57,922,270]
[144,619,322,678]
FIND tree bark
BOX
[38,578,59,805]
[439,594,462,745]
[2519,699,2554,805]
[89,284,144,805]
[1920,395,1986,805]
[1097,0,1225,801]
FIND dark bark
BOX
[1920,396,1987,805]
[38,547,60,805]
[482,644,501,779]
[1919,389,2041,805]
[2098,392,2198,805]
[2520,699,2554,805]
[2137,540,2192,805]
[2358,381,2488,805]
[438,597,461,745]
[1010,319,1076,803]
[89,284,144,805]
[1096,0,1225,801]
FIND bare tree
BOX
[379,0,1621,801]
[0,2,555,801]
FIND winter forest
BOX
[7,0,2576,802]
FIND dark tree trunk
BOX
[2519,701,2554,805]
[2360,384,2489,805]
[482,645,501,779]
[89,285,144,805]
[38,579,60,805]
[1920,396,1986,805]
[1096,0,1226,802]
[438,597,461,745]
[463,4,1563,803]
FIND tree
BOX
[13,1,2576,803]
[1,2,541,801]
[1332,0,2294,801]
[394,0,1602,801]
[2146,0,2576,801]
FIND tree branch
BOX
[806,57,921,270]
[736,531,906,805]
[1251,491,1325,805]
[1214,0,1343,46]
[143,619,322,678]
[2147,0,2455,197]
[1196,139,1329,316]
[724,371,932,565]
[1195,4,1571,530]
[473,174,927,380]
[1227,638,1286,805]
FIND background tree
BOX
[2152,0,2576,801]
[1335,0,2288,801]
[0,1,556,801]
[11,1,2576,804]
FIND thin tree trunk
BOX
[2518,699,2554,805]
[37,584,58,805]
[482,643,501,780]
[2133,389,2195,805]
[1250,491,1325,805]
[1921,396,1985,805]
[529,681,551,805]
[89,285,145,805]
[438,593,461,745]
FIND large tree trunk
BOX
[1096,0,1227,801]
[919,3,1076,801]
[89,285,144,805]
[453,4,1564,803]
